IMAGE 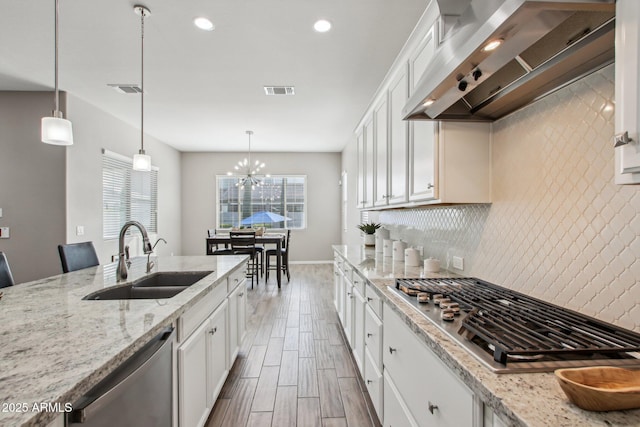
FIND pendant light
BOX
[41,0,73,146]
[132,5,151,171]
[227,131,267,190]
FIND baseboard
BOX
[289,260,333,265]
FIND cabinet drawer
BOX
[365,304,383,371]
[364,348,383,422]
[179,282,227,342]
[227,266,246,293]
[352,271,365,296]
[365,282,383,318]
[383,305,474,427]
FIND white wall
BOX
[181,152,341,262]
[66,95,182,263]
[0,91,67,282]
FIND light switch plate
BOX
[76,225,85,236]
[452,256,464,270]
[0,227,9,239]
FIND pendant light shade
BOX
[132,5,151,171]
[41,0,73,146]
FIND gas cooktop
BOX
[390,278,640,374]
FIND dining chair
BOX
[229,231,259,288]
[207,229,233,255]
[0,251,15,288]
[58,241,100,273]
[265,229,291,282]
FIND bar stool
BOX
[58,241,100,273]
[230,231,260,288]
[0,252,15,288]
[265,230,291,282]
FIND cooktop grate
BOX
[395,278,640,365]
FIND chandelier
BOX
[228,130,267,190]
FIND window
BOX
[217,175,306,229]
[102,149,158,239]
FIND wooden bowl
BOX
[555,366,640,412]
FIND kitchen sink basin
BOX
[83,271,213,300]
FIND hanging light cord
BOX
[140,8,145,153]
[54,0,60,115]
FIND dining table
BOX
[206,232,286,288]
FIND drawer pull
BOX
[367,333,373,338]
[209,327,217,335]
[366,379,373,384]
[389,346,397,354]
[367,297,373,302]
[239,292,244,297]
[428,402,438,414]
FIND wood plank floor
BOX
[207,264,381,427]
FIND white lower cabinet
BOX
[178,314,213,427]
[352,285,366,374]
[365,348,383,421]
[177,268,247,427]
[343,280,354,347]
[384,304,475,427]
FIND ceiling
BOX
[0,0,429,153]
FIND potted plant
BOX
[357,222,381,246]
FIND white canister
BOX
[424,258,441,273]
[383,239,395,257]
[404,248,421,267]
[393,241,408,262]
[375,228,390,253]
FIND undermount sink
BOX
[83,271,214,300]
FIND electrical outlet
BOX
[452,256,464,270]
[0,227,10,239]
[76,225,85,236]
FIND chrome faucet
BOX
[147,238,167,273]
[117,221,153,281]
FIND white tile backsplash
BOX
[379,64,640,332]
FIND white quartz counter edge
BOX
[0,255,248,427]
[332,245,640,427]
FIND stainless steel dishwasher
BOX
[68,327,174,426]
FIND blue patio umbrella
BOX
[241,211,292,225]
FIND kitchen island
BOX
[0,255,247,427]
[333,245,640,427]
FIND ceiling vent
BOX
[264,86,295,96]
[108,84,143,94]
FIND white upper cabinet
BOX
[364,117,375,208]
[615,0,640,184]
[388,65,410,205]
[357,131,366,207]
[409,26,438,202]
[374,97,389,206]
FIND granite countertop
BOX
[0,255,247,427]
[332,245,640,427]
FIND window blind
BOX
[102,150,158,239]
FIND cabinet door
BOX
[343,282,354,347]
[388,65,409,205]
[383,374,418,427]
[334,262,343,315]
[409,27,438,202]
[374,97,389,206]
[228,285,240,365]
[178,320,210,427]
[357,131,366,206]
[207,300,228,407]
[364,117,375,208]
[365,349,383,423]
[365,304,383,372]
[352,285,366,375]
[237,288,247,345]
[615,0,640,184]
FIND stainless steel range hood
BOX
[403,0,615,121]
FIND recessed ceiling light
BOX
[194,17,215,31]
[314,19,332,33]
[482,38,503,52]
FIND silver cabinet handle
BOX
[428,402,438,414]
[239,292,244,297]
[209,327,217,335]
[367,379,373,384]
[615,131,633,147]
[427,183,434,189]
[367,333,373,338]
[389,346,396,354]
[367,297,373,302]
